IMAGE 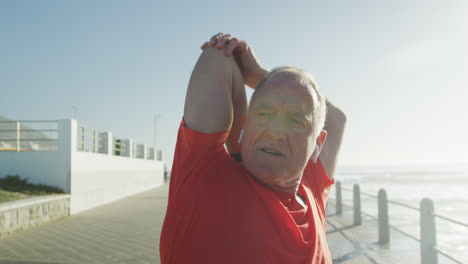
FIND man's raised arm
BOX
[186,33,267,153]
[184,37,244,135]
[319,99,347,180]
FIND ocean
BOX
[334,164,468,263]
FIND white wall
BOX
[0,119,164,215]
[0,151,70,193]
[70,151,163,214]
[0,120,73,192]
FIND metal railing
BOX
[146,147,155,160]
[136,144,144,159]
[0,120,58,151]
[77,126,148,159]
[113,138,128,156]
[332,181,467,264]
[1,119,162,161]
[77,126,103,152]
[112,139,155,160]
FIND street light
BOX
[154,113,162,152]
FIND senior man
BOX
[160,33,346,264]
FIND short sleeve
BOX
[168,118,230,205]
[302,158,335,212]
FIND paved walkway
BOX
[0,184,169,264]
[0,183,427,264]
[325,201,421,264]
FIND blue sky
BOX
[1,0,467,168]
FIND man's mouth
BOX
[260,148,284,157]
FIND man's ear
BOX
[316,130,327,152]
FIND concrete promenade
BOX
[325,201,421,264]
[0,184,169,264]
[0,183,425,264]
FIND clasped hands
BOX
[201,32,268,89]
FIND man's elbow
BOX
[336,108,347,128]
[326,101,347,128]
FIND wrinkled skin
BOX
[241,73,325,195]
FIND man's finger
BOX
[238,41,248,52]
[225,38,240,56]
[209,32,224,46]
[216,34,232,49]
[201,41,210,50]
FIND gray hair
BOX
[252,66,327,137]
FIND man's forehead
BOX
[256,103,313,118]
[262,74,316,98]
[253,83,316,112]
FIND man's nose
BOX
[266,118,287,141]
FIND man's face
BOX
[241,74,318,194]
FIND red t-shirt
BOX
[160,119,335,264]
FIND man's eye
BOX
[290,119,305,127]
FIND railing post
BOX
[57,119,76,193]
[107,132,113,155]
[92,129,96,152]
[421,198,437,264]
[16,121,20,152]
[353,184,361,225]
[378,189,390,244]
[81,127,85,151]
[336,181,342,215]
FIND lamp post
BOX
[154,114,161,155]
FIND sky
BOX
[1,0,467,169]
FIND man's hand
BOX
[201,33,268,89]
